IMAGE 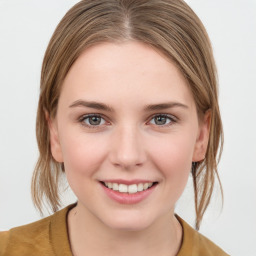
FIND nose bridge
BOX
[110,124,146,169]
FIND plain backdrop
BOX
[0,1,255,255]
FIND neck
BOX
[67,203,182,256]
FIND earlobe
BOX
[45,111,64,163]
[192,110,211,162]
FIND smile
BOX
[99,180,158,204]
[102,182,157,194]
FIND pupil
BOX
[89,116,101,125]
[155,116,166,125]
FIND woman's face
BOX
[49,42,209,231]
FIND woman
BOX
[0,0,229,255]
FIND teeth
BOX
[113,183,119,191]
[119,184,128,193]
[128,184,137,194]
[137,183,143,192]
[103,182,155,193]
[143,183,149,190]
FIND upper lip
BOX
[100,179,157,185]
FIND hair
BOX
[32,0,223,230]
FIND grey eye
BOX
[89,116,101,125]
[150,115,172,125]
[83,115,105,126]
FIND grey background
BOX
[0,1,255,255]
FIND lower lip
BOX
[100,183,157,204]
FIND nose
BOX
[109,125,147,170]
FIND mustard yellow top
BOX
[0,204,229,256]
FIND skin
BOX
[48,41,210,256]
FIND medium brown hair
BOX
[32,0,223,230]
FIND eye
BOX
[80,114,107,127]
[149,114,175,126]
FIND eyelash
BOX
[78,113,177,129]
[78,114,108,129]
[148,114,177,127]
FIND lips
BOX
[99,180,158,204]
[102,181,156,193]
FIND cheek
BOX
[148,132,196,195]
[150,131,195,167]
[59,130,108,182]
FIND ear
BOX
[192,110,211,162]
[45,111,64,163]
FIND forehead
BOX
[59,41,194,109]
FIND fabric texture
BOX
[0,204,229,256]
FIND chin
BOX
[100,210,156,232]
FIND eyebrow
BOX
[144,102,189,111]
[69,100,114,112]
[69,100,188,112]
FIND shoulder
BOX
[0,214,54,255]
[0,204,74,256]
[176,216,230,256]
[0,230,10,255]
